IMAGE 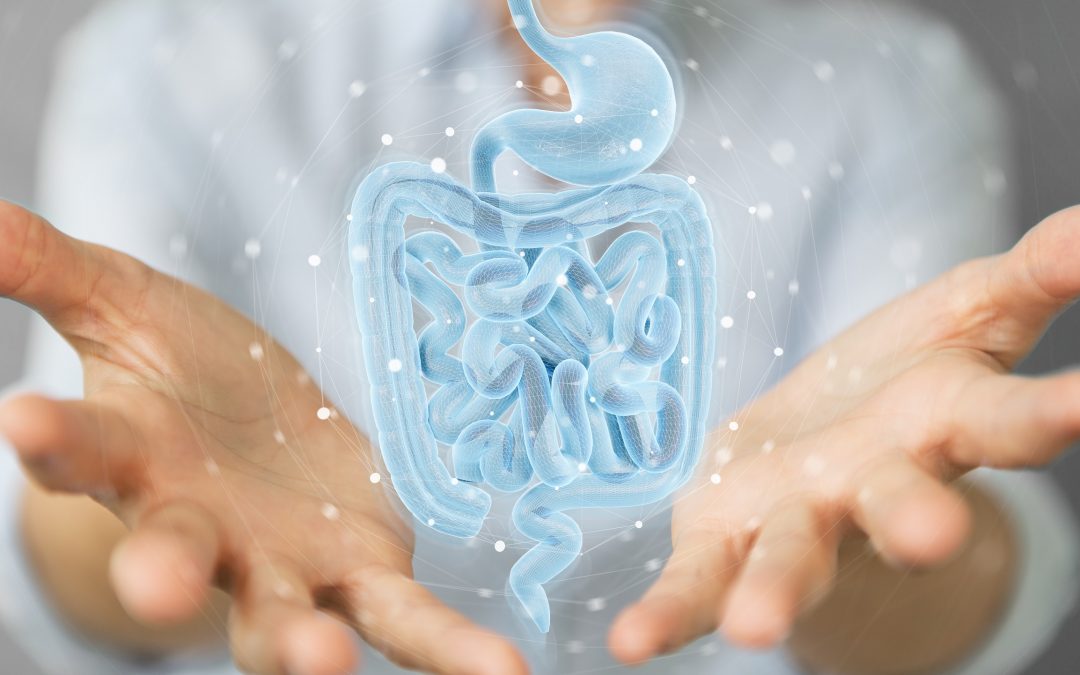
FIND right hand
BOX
[0,201,528,675]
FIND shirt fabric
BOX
[1,0,1076,673]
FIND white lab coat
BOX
[0,0,1076,673]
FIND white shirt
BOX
[2,0,1076,672]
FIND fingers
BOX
[609,525,740,663]
[0,200,132,331]
[0,393,140,495]
[345,565,527,675]
[950,371,1080,468]
[984,205,1080,359]
[720,500,838,649]
[110,501,222,625]
[231,558,358,675]
[851,460,971,568]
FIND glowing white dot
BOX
[651,108,659,117]
[277,39,298,61]
[677,258,686,267]
[605,297,614,306]
[687,175,697,185]
[574,114,584,124]
[169,234,187,258]
[720,136,733,151]
[317,407,331,420]
[388,358,403,373]
[427,518,436,527]
[645,558,663,572]
[720,315,734,329]
[308,254,321,267]
[321,503,340,520]
[728,420,740,431]
[747,290,757,300]
[273,430,286,444]
[769,139,796,167]
[430,157,447,174]
[515,79,524,89]
[680,356,690,365]
[348,80,366,97]
[454,71,478,93]
[813,60,836,82]
[369,472,381,484]
[803,455,826,476]
[381,133,394,146]
[685,58,700,71]
[494,540,506,553]
[774,347,784,357]
[755,202,774,221]
[248,342,264,361]
[710,473,722,485]
[244,239,262,259]
[762,439,776,453]
[748,205,758,216]
[445,126,456,137]
[556,273,569,286]
[635,520,644,529]
[629,138,643,152]
[541,74,562,96]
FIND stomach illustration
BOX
[349,0,716,633]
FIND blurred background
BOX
[0,0,1077,672]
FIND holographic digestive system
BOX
[349,0,716,632]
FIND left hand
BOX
[609,206,1080,661]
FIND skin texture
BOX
[608,205,1080,666]
[0,200,527,675]
[5,200,1077,674]
[1,3,1076,674]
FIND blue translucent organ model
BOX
[349,0,716,632]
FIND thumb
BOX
[0,200,149,336]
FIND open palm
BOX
[610,206,1080,663]
[0,201,526,675]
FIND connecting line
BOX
[349,0,716,633]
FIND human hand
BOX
[0,201,527,675]
[609,206,1080,661]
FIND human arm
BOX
[0,201,528,675]
[608,204,1080,670]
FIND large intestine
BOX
[349,0,715,632]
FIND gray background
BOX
[0,0,1077,672]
